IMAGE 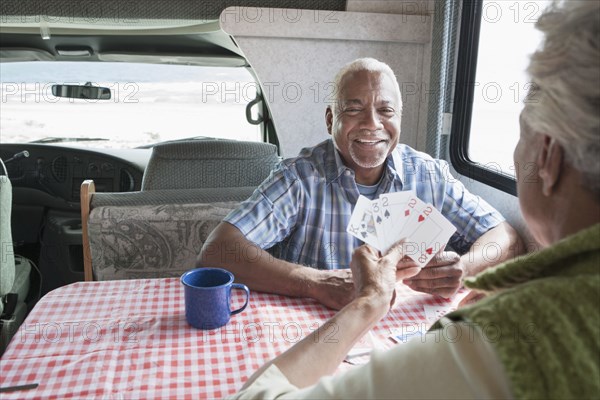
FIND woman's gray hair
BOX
[522,0,600,198]
[332,58,403,112]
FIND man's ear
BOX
[325,106,333,135]
[537,135,564,196]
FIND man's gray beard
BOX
[332,136,387,169]
[349,147,387,169]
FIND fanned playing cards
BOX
[347,193,456,267]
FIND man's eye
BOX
[344,108,362,114]
[380,108,395,114]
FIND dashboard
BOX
[0,143,149,207]
[1,143,151,293]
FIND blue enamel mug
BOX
[181,268,250,330]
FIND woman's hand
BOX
[350,240,420,305]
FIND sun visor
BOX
[0,48,54,62]
[98,53,247,67]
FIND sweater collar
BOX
[466,224,600,292]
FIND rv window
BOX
[450,0,551,194]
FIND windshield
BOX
[0,61,261,148]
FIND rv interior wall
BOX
[347,0,436,16]
[221,2,435,158]
[222,1,534,248]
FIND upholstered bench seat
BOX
[87,201,239,281]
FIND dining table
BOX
[0,277,467,399]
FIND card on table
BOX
[423,305,456,324]
[389,328,424,344]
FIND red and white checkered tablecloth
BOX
[0,278,466,399]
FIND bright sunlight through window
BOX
[468,0,551,177]
[0,62,261,149]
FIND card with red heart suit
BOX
[347,193,456,268]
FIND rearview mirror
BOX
[51,82,111,100]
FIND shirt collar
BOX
[322,139,348,182]
[389,145,404,184]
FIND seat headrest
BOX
[141,139,280,191]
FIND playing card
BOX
[347,195,381,250]
[346,193,455,263]
[423,305,456,324]
[389,328,424,344]
[373,191,415,253]
[402,201,456,267]
[393,194,428,245]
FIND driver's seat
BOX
[0,158,34,355]
[141,138,280,190]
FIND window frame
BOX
[449,0,517,196]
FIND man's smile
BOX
[354,138,388,147]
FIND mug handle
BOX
[230,283,250,315]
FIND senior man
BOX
[198,58,523,309]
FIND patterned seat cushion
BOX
[88,201,239,281]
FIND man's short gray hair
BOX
[332,58,403,112]
[522,0,600,198]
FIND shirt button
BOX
[345,170,352,176]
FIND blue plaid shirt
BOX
[225,139,504,270]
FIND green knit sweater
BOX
[435,224,600,399]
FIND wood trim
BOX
[80,180,96,282]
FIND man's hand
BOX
[308,241,421,310]
[402,251,464,298]
[309,269,356,310]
